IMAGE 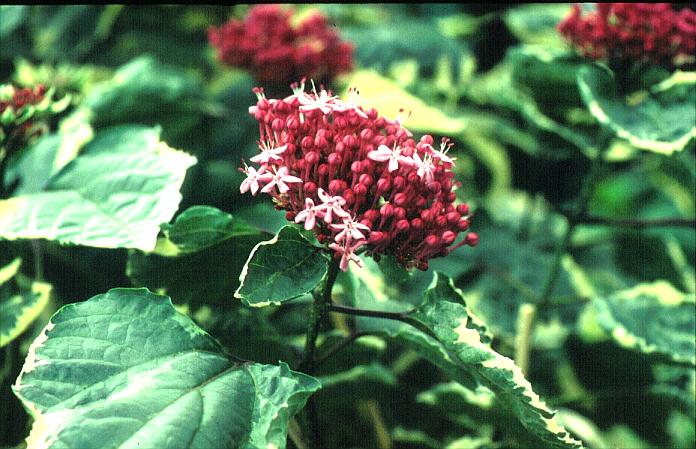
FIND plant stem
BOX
[299,257,340,449]
[580,215,695,228]
[515,135,609,371]
[301,258,341,374]
[513,303,536,376]
[327,304,436,338]
[313,331,373,367]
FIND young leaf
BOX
[593,281,696,366]
[0,125,196,251]
[12,288,320,449]
[0,258,51,347]
[504,4,572,47]
[235,225,328,307]
[127,206,269,305]
[578,66,696,154]
[156,205,263,256]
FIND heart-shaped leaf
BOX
[13,288,320,449]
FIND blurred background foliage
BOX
[0,4,694,449]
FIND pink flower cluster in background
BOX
[1,84,48,152]
[208,5,353,86]
[241,82,478,272]
[558,3,696,68]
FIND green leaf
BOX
[156,205,262,256]
[12,288,320,449]
[0,5,27,38]
[414,274,583,448]
[593,281,696,366]
[510,46,585,107]
[578,66,696,154]
[504,4,572,47]
[0,258,52,347]
[127,207,269,305]
[0,125,196,251]
[82,56,218,148]
[352,271,583,449]
[342,18,468,80]
[234,225,328,307]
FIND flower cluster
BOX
[241,82,478,272]
[558,3,696,68]
[208,5,353,87]
[1,84,49,157]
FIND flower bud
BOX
[393,192,408,206]
[393,176,405,190]
[446,211,461,223]
[304,151,319,165]
[369,231,385,244]
[457,204,470,216]
[395,219,410,233]
[465,232,479,246]
[328,153,342,166]
[364,209,380,222]
[380,203,394,217]
[376,177,391,192]
[329,179,346,195]
[286,116,299,130]
[342,189,355,206]
[272,118,285,132]
[442,230,457,244]
[411,218,424,230]
[425,235,440,246]
[354,183,368,196]
[301,136,314,150]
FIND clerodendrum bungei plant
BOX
[2,3,696,449]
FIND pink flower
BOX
[240,165,272,195]
[250,140,288,164]
[558,3,696,68]
[297,88,340,115]
[261,166,303,194]
[329,239,365,271]
[368,144,414,172]
[208,5,353,86]
[423,138,456,165]
[315,188,350,223]
[331,87,368,119]
[412,152,436,184]
[295,198,319,230]
[330,216,371,244]
[242,84,478,271]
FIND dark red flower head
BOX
[558,3,696,68]
[240,82,478,272]
[208,5,353,86]
[1,84,50,154]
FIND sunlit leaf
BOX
[350,270,583,448]
[593,281,696,366]
[578,66,696,154]
[0,258,51,347]
[12,288,320,449]
[0,125,196,251]
[504,4,572,47]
